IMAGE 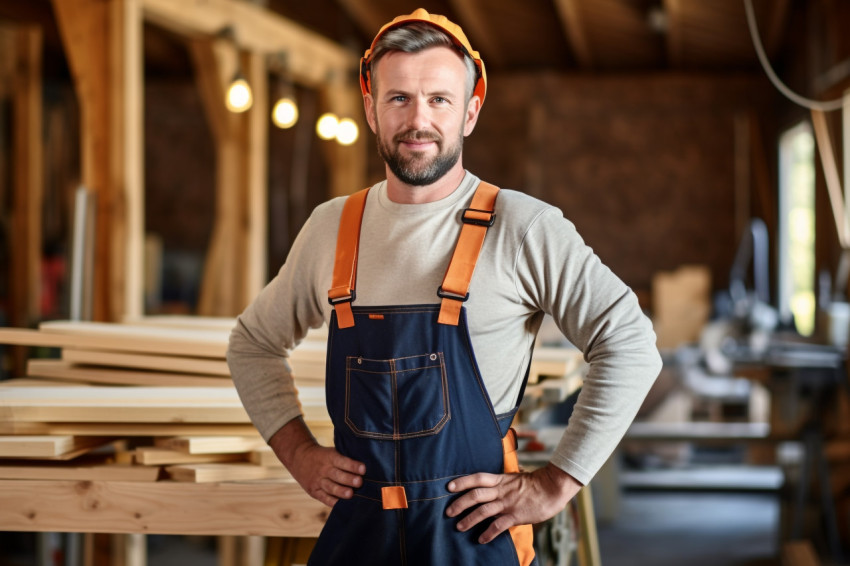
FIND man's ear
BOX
[463,95,482,137]
[364,93,377,134]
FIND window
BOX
[778,122,816,335]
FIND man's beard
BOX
[376,127,463,187]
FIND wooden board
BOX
[0,325,226,358]
[28,359,230,387]
[0,459,161,482]
[62,348,230,376]
[134,447,243,466]
[0,479,327,536]
[0,435,113,459]
[248,447,282,467]
[165,462,290,483]
[0,422,260,437]
[0,385,329,424]
[155,435,265,455]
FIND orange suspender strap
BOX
[437,181,500,326]
[328,188,370,329]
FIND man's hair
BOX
[368,22,478,102]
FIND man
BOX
[228,9,661,565]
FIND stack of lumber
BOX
[0,317,329,484]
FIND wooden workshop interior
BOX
[1,0,850,564]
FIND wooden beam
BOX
[52,0,144,322]
[554,0,593,68]
[9,26,43,334]
[0,479,328,536]
[333,0,387,39]
[320,83,368,198]
[663,0,685,67]
[189,39,265,316]
[812,109,849,248]
[140,0,357,88]
[448,0,505,68]
[243,50,269,305]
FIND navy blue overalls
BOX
[308,182,536,566]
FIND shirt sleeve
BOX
[514,208,662,484]
[226,210,333,442]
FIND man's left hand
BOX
[445,463,582,544]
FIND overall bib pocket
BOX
[345,352,450,439]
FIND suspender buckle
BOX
[328,289,356,305]
[461,207,496,227]
[437,286,469,302]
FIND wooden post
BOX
[190,39,269,316]
[7,25,43,377]
[52,0,145,322]
[320,82,368,198]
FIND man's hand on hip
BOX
[445,463,582,543]
[268,417,366,508]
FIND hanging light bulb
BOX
[336,118,359,146]
[272,96,298,129]
[226,72,253,113]
[316,112,340,140]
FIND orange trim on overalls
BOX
[328,188,370,329]
[502,428,536,566]
[437,182,500,326]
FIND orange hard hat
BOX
[359,8,487,104]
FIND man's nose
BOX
[405,98,431,130]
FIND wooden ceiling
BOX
[266,0,791,73]
[0,0,794,80]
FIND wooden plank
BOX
[61,349,230,376]
[42,320,230,356]
[140,0,356,89]
[0,435,112,458]
[0,385,329,424]
[4,423,260,437]
[0,326,226,358]
[28,359,230,387]
[134,447,243,466]
[0,459,160,482]
[165,462,290,483]
[0,479,328,536]
[248,447,281,468]
[155,436,265,455]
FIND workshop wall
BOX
[465,72,779,308]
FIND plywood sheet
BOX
[28,359,230,386]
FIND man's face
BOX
[365,46,480,187]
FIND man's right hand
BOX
[268,417,366,508]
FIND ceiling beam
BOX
[140,0,357,88]
[333,0,386,41]
[447,0,505,68]
[662,0,684,67]
[553,0,593,68]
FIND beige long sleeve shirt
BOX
[227,171,661,484]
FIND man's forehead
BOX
[373,47,467,91]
